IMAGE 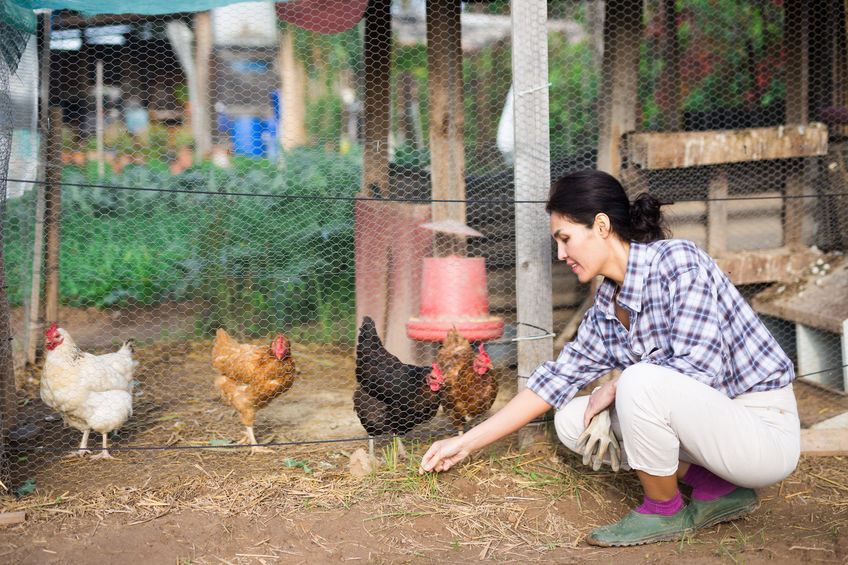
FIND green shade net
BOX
[1,0,328,69]
[8,0,247,16]
[1,1,35,73]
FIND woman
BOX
[418,170,800,547]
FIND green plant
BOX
[3,146,362,344]
[15,478,35,497]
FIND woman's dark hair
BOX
[545,169,669,243]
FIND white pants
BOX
[554,363,801,488]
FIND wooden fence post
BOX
[43,106,63,327]
[427,0,467,257]
[26,12,51,364]
[511,0,553,445]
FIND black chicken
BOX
[353,316,444,456]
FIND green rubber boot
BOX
[587,508,694,547]
[690,487,759,530]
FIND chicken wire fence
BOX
[0,0,846,494]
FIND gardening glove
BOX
[575,408,621,472]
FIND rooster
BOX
[435,328,499,433]
[211,328,296,454]
[353,317,444,456]
[40,323,137,459]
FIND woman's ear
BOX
[594,213,611,238]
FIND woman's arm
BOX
[418,387,552,474]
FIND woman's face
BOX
[549,212,608,284]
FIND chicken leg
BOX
[239,426,274,455]
[64,429,92,458]
[90,433,115,460]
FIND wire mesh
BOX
[0,0,846,496]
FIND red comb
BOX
[45,322,58,337]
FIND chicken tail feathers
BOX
[358,317,378,344]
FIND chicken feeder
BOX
[406,255,504,342]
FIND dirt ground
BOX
[1,306,847,564]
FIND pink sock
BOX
[683,464,737,501]
[635,491,684,515]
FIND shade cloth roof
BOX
[3,0,368,32]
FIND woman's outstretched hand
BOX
[418,388,553,475]
[418,435,469,474]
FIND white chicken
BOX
[40,323,137,459]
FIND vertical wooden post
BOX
[661,0,682,131]
[361,0,391,198]
[26,12,51,365]
[95,60,104,177]
[397,71,423,149]
[511,0,553,444]
[193,11,213,159]
[0,214,16,435]
[43,106,63,326]
[596,0,642,178]
[277,26,308,151]
[0,38,19,436]
[784,0,809,248]
[707,167,728,254]
[427,0,467,257]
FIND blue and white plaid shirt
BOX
[527,239,795,409]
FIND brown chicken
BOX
[434,328,499,433]
[211,328,296,454]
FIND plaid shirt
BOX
[528,239,795,409]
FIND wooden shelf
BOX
[624,123,829,170]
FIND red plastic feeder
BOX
[406,255,504,342]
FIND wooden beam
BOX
[801,429,848,456]
[48,12,192,29]
[715,246,822,285]
[751,259,847,335]
[0,512,26,526]
[427,0,467,257]
[596,0,642,177]
[360,0,391,198]
[624,124,828,170]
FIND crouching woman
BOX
[418,169,800,547]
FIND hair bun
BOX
[629,193,669,242]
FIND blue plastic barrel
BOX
[232,117,265,157]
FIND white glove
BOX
[575,408,621,472]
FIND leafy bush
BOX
[4,147,362,343]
